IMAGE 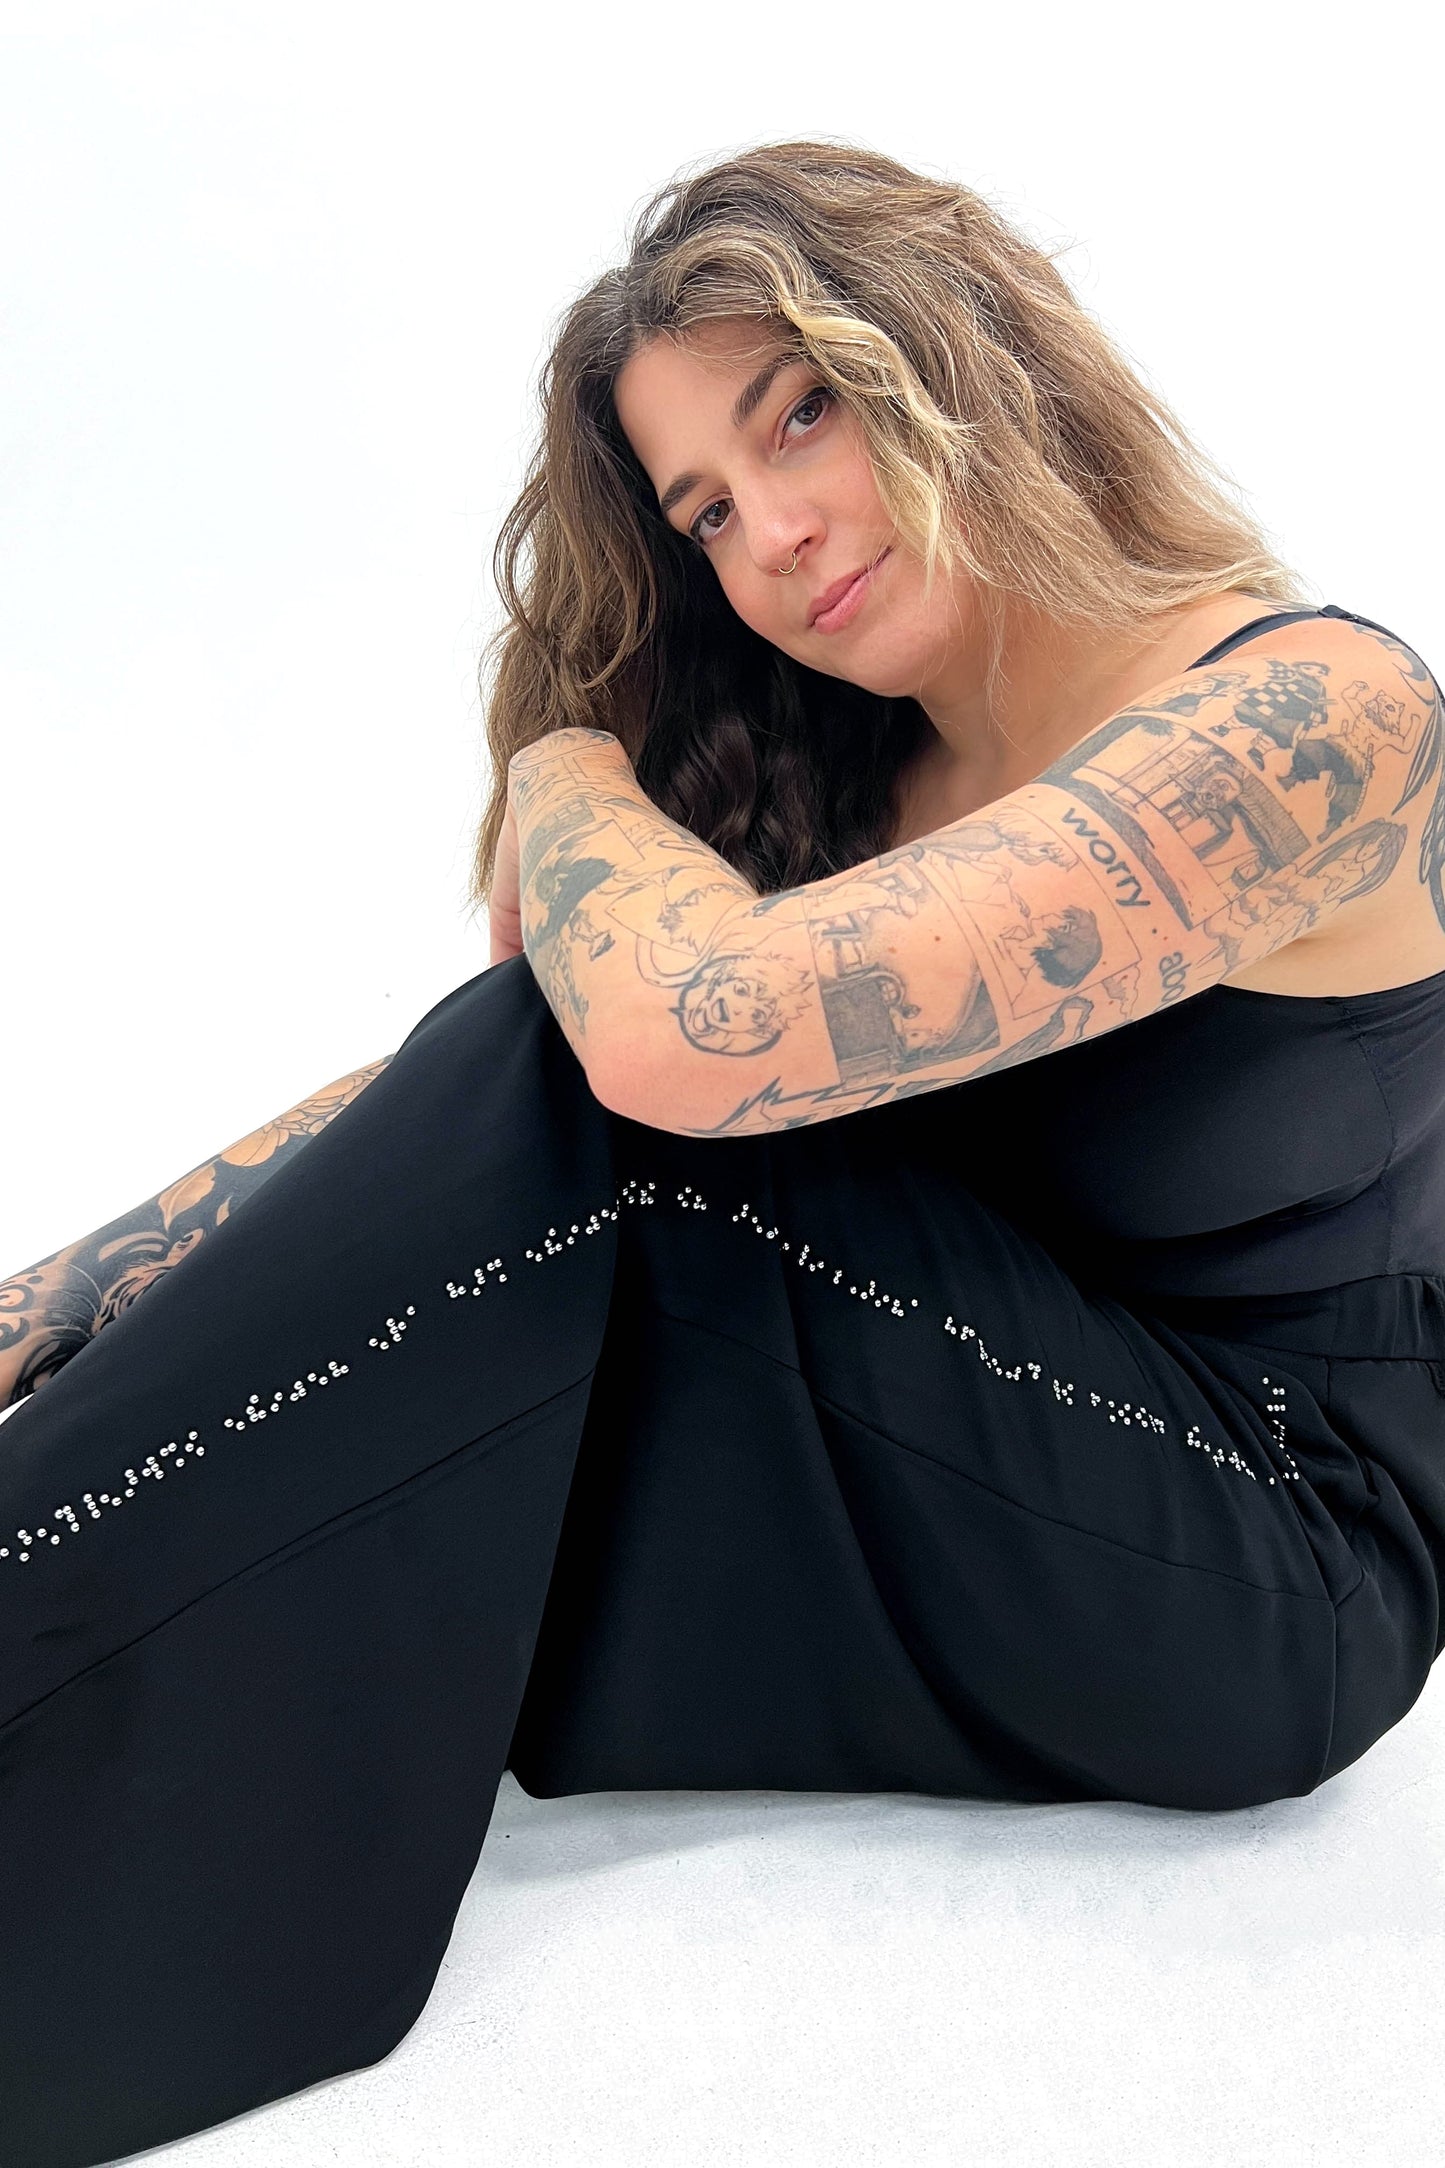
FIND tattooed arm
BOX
[506,726,761,1106]
[508,627,1441,1140]
[0,1057,392,1412]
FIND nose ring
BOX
[777,549,798,575]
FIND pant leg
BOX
[509,1103,1437,1813]
[5,955,1436,2162]
[0,958,619,2168]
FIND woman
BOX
[3,139,1443,2166]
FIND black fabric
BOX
[2,604,1443,2166]
[944,602,1445,1306]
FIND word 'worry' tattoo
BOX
[508,636,1443,1135]
[0,1058,392,1410]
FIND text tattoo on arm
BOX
[509,643,1441,1133]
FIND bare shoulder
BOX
[1201,613,1445,997]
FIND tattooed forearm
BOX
[507,649,1439,1138]
[0,1056,392,1411]
[661,648,1437,1136]
[506,727,759,1063]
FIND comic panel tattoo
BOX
[506,640,1441,1139]
[507,729,761,1057]
[697,647,1432,1133]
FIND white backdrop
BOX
[3,12,1445,2168]
[3,1,1439,1270]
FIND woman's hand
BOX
[488,800,525,966]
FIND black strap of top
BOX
[1187,602,1401,671]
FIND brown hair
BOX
[468,137,1310,913]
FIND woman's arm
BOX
[506,726,758,1106]
[0,1055,393,1413]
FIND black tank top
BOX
[931,601,1445,1359]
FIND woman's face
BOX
[612,320,973,707]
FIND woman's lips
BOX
[811,549,889,634]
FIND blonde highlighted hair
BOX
[470,137,1310,910]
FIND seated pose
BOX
[4,139,1444,2168]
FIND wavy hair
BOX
[468,137,1311,911]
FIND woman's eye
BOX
[689,386,833,547]
[789,388,831,431]
[691,499,730,544]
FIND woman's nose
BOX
[746,501,820,576]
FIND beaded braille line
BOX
[1262,1374,1301,1484]
[3,1173,1284,1572]
[720,1188,1272,1487]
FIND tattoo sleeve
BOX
[506,636,1440,1140]
[507,727,761,1079]
[0,1057,392,1412]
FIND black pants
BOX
[2,958,1439,2166]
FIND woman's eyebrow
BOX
[656,353,797,519]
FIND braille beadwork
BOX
[713,1189,1265,1484]
[3,1169,1292,1572]
[729,1203,916,1318]
[1,1185,628,1568]
[369,1307,417,1351]
[1260,1374,1300,1486]
[525,1209,615,1260]
[447,1262,506,1298]
[725,1209,1260,1480]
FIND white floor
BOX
[120,1669,1445,2168]
[6,1385,1438,2166]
